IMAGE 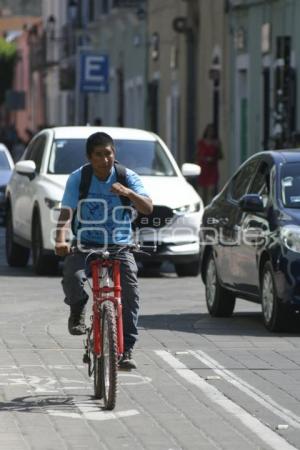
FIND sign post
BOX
[79,53,109,93]
[75,51,109,124]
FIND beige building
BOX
[147,0,188,164]
[148,0,230,184]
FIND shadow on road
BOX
[0,395,101,413]
[0,261,177,278]
[0,263,178,278]
[139,312,300,337]
[0,267,37,277]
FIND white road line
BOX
[76,402,139,421]
[47,410,82,419]
[190,349,300,429]
[156,350,297,450]
[47,403,139,421]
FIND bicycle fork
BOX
[83,259,124,371]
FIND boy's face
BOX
[88,144,115,179]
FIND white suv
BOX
[5,127,202,275]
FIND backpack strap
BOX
[78,163,93,201]
[114,161,131,207]
[71,164,93,234]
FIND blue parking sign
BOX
[80,53,109,93]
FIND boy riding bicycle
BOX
[55,132,153,369]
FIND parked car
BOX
[201,150,300,332]
[5,126,202,275]
[0,143,14,224]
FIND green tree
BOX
[0,38,17,104]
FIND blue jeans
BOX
[62,249,139,351]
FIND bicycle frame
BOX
[90,258,124,357]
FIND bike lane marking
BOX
[156,350,297,450]
[47,403,139,421]
[190,349,300,429]
[0,367,147,421]
[0,367,152,393]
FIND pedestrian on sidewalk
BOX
[195,123,223,205]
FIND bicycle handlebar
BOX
[71,243,157,260]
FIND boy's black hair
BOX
[86,132,115,157]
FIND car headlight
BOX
[44,198,61,209]
[280,225,300,252]
[173,202,201,215]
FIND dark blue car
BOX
[200,150,300,331]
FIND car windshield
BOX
[0,151,10,170]
[281,163,300,208]
[48,138,176,176]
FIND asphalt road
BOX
[1,226,300,450]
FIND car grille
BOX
[135,205,174,229]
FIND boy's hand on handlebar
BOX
[55,241,71,257]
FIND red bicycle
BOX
[82,244,151,410]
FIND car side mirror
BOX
[181,163,201,190]
[239,194,265,212]
[15,160,36,180]
[181,163,201,178]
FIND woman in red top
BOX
[196,124,223,205]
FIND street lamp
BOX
[46,15,56,41]
[68,0,78,24]
[46,0,78,42]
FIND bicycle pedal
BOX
[83,353,91,364]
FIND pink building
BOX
[0,16,46,143]
[12,18,46,142]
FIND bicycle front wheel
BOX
[101,302,118,410]
[93,355,103,399]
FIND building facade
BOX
[86,1,147,128]
[147,0,230,180]
[39,0,231,181]
[0,16,45,141]
[228,0,300,172]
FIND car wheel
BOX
[175,261,200,277]
[5,208,30,267]
[205,253,235,317]
[32,213,58,275]
[261,261,290,332]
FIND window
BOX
[88,0,95,21]
[250,162,270,207]
[48,139,88,174]
[23,140,35,160]
[48,138,176,176]
[251,163,268,192]
[230,160,258,201]
[115,139,176,176]
[30,136,47,172]
[101,0,109,14]
[0,151,10,170]
[281,162,300,208]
